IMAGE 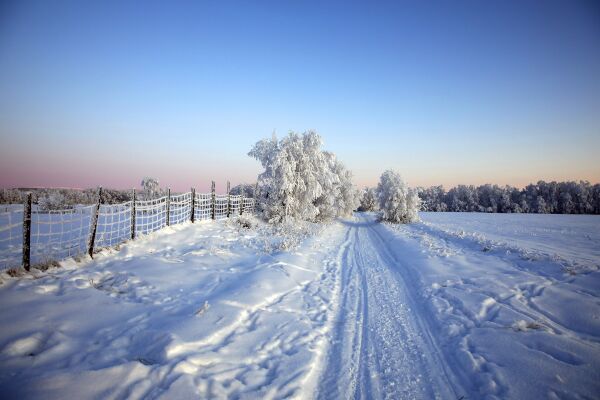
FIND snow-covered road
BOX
[317,215,459,399]
[0,212,599,399]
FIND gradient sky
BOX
[1,0,599,192]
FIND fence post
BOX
[88,187,102,259]
[22,193,32,271]
[254,182,258,214]
[211,181,216,220]
[131,189,136,240]
[190,188,196,223]
[227,181,231,218]
[240,186,244,216]
[166,188,171,226]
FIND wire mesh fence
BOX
[242,197,256,214]
[0,187,256,270]
[0,209,24,269]
[30,206,94,266]
[214,195,228,220]
[194,193,212,221]
[135,196,168,236]
[230,195,241,216]
[169,192,192,225]
[0,204,24,213]
[95,202,132,249]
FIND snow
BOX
[417,212,600,274]
[0,212,599,399]
[385,212,600,398]
[0,216,346,398]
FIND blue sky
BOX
[1,0,599,191]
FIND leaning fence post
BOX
[22,193,32,271]
[166,188,171,226]
[131,189,136,240]
[190,187,196,223]
[227,181,231,218]
[88,187,102,259]
[211,181,216,220]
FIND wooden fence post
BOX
[227,181,231,218]
[22,193,32,271]
[88,187,102,258]
[211,181,216,220]
[240,186,244,216]
[166,188,171,226]
[131,189,136,240]
[254,183,258,214]
[190,188,196,223]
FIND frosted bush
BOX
[141,177,160,199]
[230,183,256,198]
[358,187,377,212]
[377,170,420,223]
[38,192,69,211]
[248,131,359,223]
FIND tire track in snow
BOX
[316,215,461,399]
[395,221,600,344]
[313,226,365,398]
[367,221,473,398]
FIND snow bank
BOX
[0,216,348,399]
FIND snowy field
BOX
[0,212,598,399]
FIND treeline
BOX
[0,183,255,210]
[4,180,600,214]
[418,181,600,214]
[0,188,132,209]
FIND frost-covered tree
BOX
[0,189,24,204]
[3,179,599,214]
[230,183,256,198]
[416,180,600,214]
[358,187,377,212]
[38,192,69,211]
[418,185,447,211]
[248,131,359,223]
[336,164,359,216]
[535,196,548,213]
[376,170,420,223]
[446,185,479,212]
[141,177,160,199]
[314,153,359,220]
[592,184,600,214]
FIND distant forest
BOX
[0,184,255,210]
[417,181,600,214]
[0,188,132,209]
[1,180,599,214]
